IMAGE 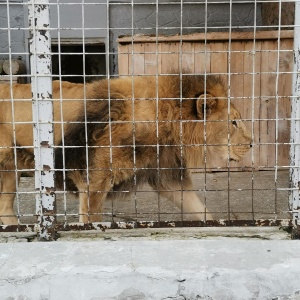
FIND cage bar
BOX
[290,0,300,235]
[28,0,56,240]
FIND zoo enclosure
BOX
[0,0,299,240]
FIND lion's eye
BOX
[232,120,238,127]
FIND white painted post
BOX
[28,0,56,240]
[290,0,300,236]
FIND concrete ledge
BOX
[0,233,300,299]
[0,226,291,243]
[57,227,292,241]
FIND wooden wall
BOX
[118,31,293,170]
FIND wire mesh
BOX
[0,0,298,237]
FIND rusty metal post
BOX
[290,0,300,239]
[28,0,56,240]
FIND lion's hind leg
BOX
[0,167,20,225]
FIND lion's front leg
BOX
[79,190,107,223]
[76,172,112,223]
[159,188,213,221]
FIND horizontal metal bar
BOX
[0,219,293,233]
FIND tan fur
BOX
[0,75,252,225]
[56,74,252,223]
[0,81,96,224]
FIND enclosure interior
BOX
[0,0,297,229]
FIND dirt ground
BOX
[11,170,291,225]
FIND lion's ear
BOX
[196,94,218,119]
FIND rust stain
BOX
[40,141,50,147]
[45,186,55,196]
[291,225,300,240]
[43,165,51,172]
[56,219,294,231]
[0,219,294,234]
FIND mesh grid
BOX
[0,0,298,237]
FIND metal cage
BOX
[0,0,299,240]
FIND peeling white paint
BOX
[290,1,300,226]
[28,0,55,240]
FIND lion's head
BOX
[195,94,252,164]
[181,77,252,167]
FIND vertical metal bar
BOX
[274,5,282,220]
[290,0,300,233]
[106,0,114,222]
[28,0,56,240]
[155,0,161,223]
[250,0,258,223]
[130,0,138,223]
[227,0,233,222]
[6,0,21,224]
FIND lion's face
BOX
[205,104,252,163]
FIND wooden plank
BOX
[242,41,262,169]
[127,43,145,75]
[209,42,228,75]
[118,30,293,44]
[259,40,278,168]
[132,43,145,75]
[229,41,246,169]
[118,44,129,76]
[127,44,133,75]
[144,43,161,75]
[160,42,179,73]
[181,42,195,72]
[277,38,293,167]
[230,41,245,107]
[242,41,261,121]
[194,43,211,74]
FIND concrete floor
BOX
[1,238,300,300]
[13,170,291,225]
[1,171,297,300]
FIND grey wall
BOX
[109,0,262,75]
[1,0,262,76]
[49,0,107,40]
[0,0,27,61]
[0,0,108,77]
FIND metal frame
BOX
[0,0,299,239]
[28,0,55,240]
[290,0,300,238]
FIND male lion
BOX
[55,74,252,223]
[0,74,251,225]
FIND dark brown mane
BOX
[54,73,227,191]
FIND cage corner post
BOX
[28,0,56,241]
[290,0,300,239]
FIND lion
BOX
[55,74,252,223]
[0,74,252,225]
[0,80,97,224]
